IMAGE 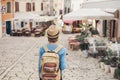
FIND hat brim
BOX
[47,32,59,38]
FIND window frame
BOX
[6,2,11,13]
[15,1,19,12]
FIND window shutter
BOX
[33,2,35,11]
[15,2,19,12]
[29,3,31,11]
[41,3,43,11]
[7,2,11,13]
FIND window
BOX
[36,22,38,25]
[68,8,70,13]
[26,3,31,11]
[41,3,43,11]
[32,2,35,11]
[21,22,24,28]
[15,2,19,12]
[7,2,11,13]
[59,10,62,15]
[64,7,67,14]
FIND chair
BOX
[24,30,31,36]
[10,29,18,36]
[34,30,41,37]
[17,30,23,36]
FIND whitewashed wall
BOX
[35,1,41,13]
[15,0,41,13]
[53,0,63,15]
[71,0,84,11]
[84,0,109,2]
[19,2,26,12]
[118,9,120,37]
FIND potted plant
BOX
[41,31,45,36]
[79,23,92,30]
[103,48,112,73]
[76,30,89,43]
[80,39,89,58]
[105,48,112,58]
[109,57,117,77]
[99,57,106,70]
[114,63,120,80]
[104,57,111,73]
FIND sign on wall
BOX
[0,5,6,13]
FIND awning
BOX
[63,9,115,20]
[14,13,57,22]
[82,0,120,9]
[63,20,75,24]
[14,13,39,20]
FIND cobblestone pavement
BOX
[0,33,117,80]
[0,37,40,75]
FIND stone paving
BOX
[0,36,40,75]
[0,33,117,80]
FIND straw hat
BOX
[47,25,59,38]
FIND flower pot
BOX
[100,62,104,70]
[110,67,116,78]
[83,50,88,58]
[104,64,110,73]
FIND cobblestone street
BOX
[0,33,117,80]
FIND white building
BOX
[71,0,84,11]
[82,0,120,38]
[13,0,62,30]
[14,0,41,13]
[14,0,42,30]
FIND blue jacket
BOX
[38,44,67,77]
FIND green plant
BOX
[79,23,92,29]
[41,32,45,36]
[114,68,120,79]
[79,42,89,51]
[105,48,112,58]
[110,57,118,67]
[104,59,111,65]
[99,57,106,62]
[75,31,88,42]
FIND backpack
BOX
[40,45,63,80]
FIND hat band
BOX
[47,32,59,38]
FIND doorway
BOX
[29,22,32,31]
[103,20,107,37]
[6,21,11,34]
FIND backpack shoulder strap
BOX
[43,45,49,52]
[54,45,63,53]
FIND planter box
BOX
[100,62,104,70]
[110,67,116,78]
[69,42,80,50]
[104,64,110,73]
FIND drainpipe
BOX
[0,1,2,38]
